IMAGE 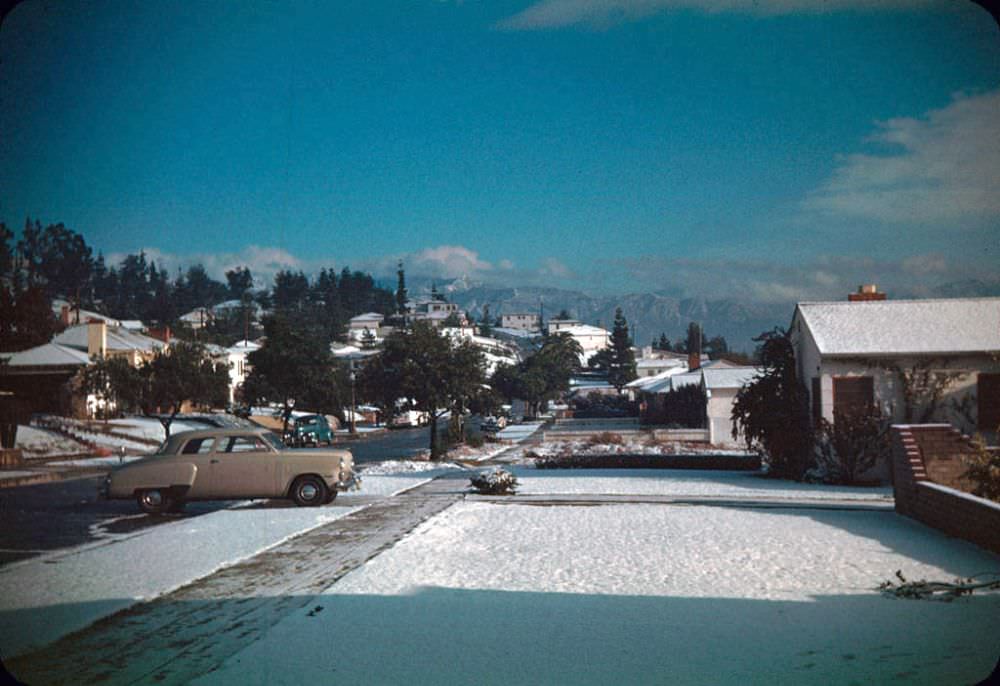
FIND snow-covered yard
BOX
[14,426,85,457]
[0,468,450,659]
[195,496,1000,685]
[528,436,752,457]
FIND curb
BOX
[0,467,109,489]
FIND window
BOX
[224,436,266,453]
[833,376,874,417]
[978,373,1000,432]
[181,438,216,454]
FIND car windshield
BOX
[262,432,286,451]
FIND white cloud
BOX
[803,89,1000,224]
[538,257,574,278]
[106,245,304,289]
[615,252,988,303]
[407,245,495,276]
[496,0,938,30]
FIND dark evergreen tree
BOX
[478,304,493,337]
[395,261,407,316]
[225,267,254,300]
[607,308,637,392]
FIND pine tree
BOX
[607,308,637,392]
[395,261,407,316]
[479,304,493,337]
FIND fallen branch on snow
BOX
[878,570,1000,601]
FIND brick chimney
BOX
[87,320,107,358]
[687,350,700,372]
[147,326,172,344]
[60,305,71,326]
[848,284,887,302]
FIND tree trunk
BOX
[429,414,440,459]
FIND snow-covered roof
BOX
[6,342,91,367]
[493,327,539,339]
[626,367,687,390]
[50,299,122,327]
[350,312,384,323]
[560,325,609,337]
[702,367,760,390]
[53,324,165,354]
[795,298,1000,356]
[636,357,684,370]
[227,340,262,353]
[120,320,145,331]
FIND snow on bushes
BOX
[470,467,518,495]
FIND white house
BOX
[546,318,581,334]
[224,339,262,405]
[702,366,760,447]
[347,312,386,345]
[790,296,1000,436]
[500,313,541,332]
[557,324,610,365]
[442,328,520,375]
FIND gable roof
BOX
[53,324,166,354]
[794,298,1000,356]
[5,342,91,367]
[702,366,760,390]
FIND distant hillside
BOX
[396,275,1000,354]
[435,283,789,353]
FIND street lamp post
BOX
[349,370,357,435]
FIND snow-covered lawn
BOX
[510,468,893,502]
[14,426,85,457]
[194,500,1000,685]
[0,503,361,659]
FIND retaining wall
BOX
[891,424,1000,555]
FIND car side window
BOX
[181,438,216,455]
[224,436,267,453]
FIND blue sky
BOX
[1,0,998,301]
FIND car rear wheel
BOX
[137,488,175,515]
[290,475,328,507]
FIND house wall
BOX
[814,355,991,432]
[706,387,741,447]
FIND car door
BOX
[210,435,279,498]
[177,436,219,499]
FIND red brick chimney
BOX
[687,350,700,372]
[60,305,71,326]
[147,326,172,344]
[848,284,887,302]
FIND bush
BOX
[570,392,637,418]
[731,329,814,480]
[465,433,485,448]
[470,467,518,495]
[587,431,624,446]
[963,438,1000,502]
[812,406,890,484]
[642,384,706,428]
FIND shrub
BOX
[812,406,890,484]
[963,437,1000,502]
[642,384,706,428]
[587,431,624,446]
[570,392,637,418]
[470,467,518,495]
[731,328,814,480]
[465,433,485,448]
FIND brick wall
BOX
[891,424,1000,555]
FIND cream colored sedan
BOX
[100,427,359,514]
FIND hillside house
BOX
[790,293,1000,439]
[500,313,541,332]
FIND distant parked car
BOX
[390,410,429,428]
[100,427,358,514]
[283,414,334,447]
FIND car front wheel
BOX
[137,488,175,515]
[290,475,328,507]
